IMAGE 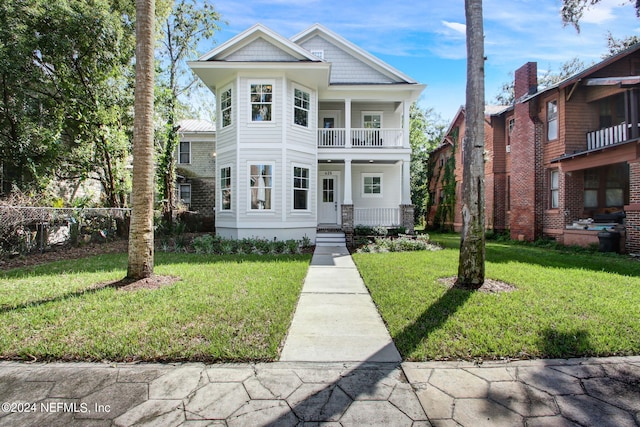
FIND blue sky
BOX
[197,0,639,122]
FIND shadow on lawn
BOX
[0,252,312,279]
[266,285,475,425]
[430,233,637,277]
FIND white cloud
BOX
[580,0,618,24]
[442,20,467,35]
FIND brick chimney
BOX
[514,62,538,100]
[509,62,541,242]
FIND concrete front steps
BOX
[316,231,346,246]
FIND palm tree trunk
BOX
[127,0,155,279]
[457,0,486,288]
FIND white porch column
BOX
[345,98,352,148]
[403,100,410,148]
[401,159,411,205]
[344,158,353,204]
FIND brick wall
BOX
[626,160,640,254]
[189,177,215,215]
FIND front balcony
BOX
[586,122,639,151]
[318,128,404,148]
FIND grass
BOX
[353,232,640,361]
[0,252,310,362]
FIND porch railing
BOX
[586,123,633,150]
[354,207,400,227]
[318,128,404,148]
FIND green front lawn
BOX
[0,252,310,362]
[353,233,640,361]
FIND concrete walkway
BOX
[280,245,400,362]
[1,245,639,426]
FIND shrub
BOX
[356,234,440,253]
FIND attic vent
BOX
[506,145,511,153]
[310,50,324,60]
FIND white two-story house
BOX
[189,24,425,243]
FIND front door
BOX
[319,176,338,224]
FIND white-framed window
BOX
[293,88,310,127]
[362,173,382,197]
[179,141,190,164]
[220,166,232,210]
[362,112,382,128]
[220,87,232,128]
[550,170,559,209]
[178,183,191,206]
[310,49,324,59]
[249,163,274,210]
[547,100,558,141]
[250,83,273,122]
[293,165,310,210]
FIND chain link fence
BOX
[0,206,131,257]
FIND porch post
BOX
[403,101,410,149]
[401,159,411,205]
[342,158,354,245]
[345,98,352,148]
[344,159,353,205]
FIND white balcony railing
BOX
[586,123,633,150]
[354,207,401,227]
[317,128,404,148]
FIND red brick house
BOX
[430,43,640,254]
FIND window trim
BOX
[361,173,383,198]
[292,164,311,211]
[220,165,232,211]
[248,162,275,211]
[178,183,191,207]
[362,111,383,129]
[249,81,275,123]
[549,169,559,209]
[547,100,558,141]
[178,141,191,164]
[293,86,311,128]
[220,86,232,128]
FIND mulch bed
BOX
[438,276,517,293]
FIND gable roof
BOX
[198,23,322,63]
[291,24,418,85]
[520,42,640,103]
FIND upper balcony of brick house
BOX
[582,83,640,152]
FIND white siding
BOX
[223,38,299,62]
[351,163,401,208]
[299,35,397,84]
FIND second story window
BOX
[547,100,558,141]
[507,117,515,143]
[363,113,382,129]
[251,84,272,122]
[221,88,232,127]
[294,88,310,127]
[179,141,190,164]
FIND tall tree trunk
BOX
[457,0,486,288]
[127,0,155,279]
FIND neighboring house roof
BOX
[178,119,216,133]
[519,42,640,104]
